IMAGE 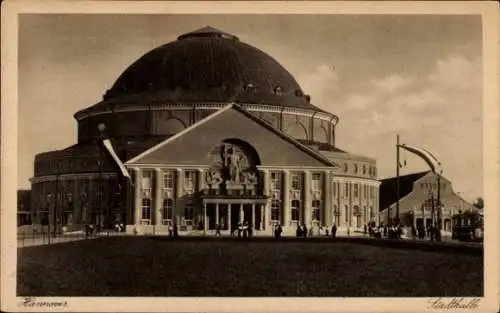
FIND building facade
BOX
[378,171,477,232]
[30,26,380,235]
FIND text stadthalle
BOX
[428,297,481,309]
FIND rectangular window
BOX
[291,173,302,191]
[142,171,152,189]
[345,205,349,222]
[333,205,340,226]
[333,181,337,197]
[141,198,152,223]
[344,183,349,198]
[184,171,196,193]
[162,198,174,220]
[312,173,321,191]
[354,184,359,198]
[363,185,367,198]
[271,172,282,191]
[271,200,281,221]
[291,199,300,221]
[184,205,194,221]
[312,200,321,221]
[163,172,174,189]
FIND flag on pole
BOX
[399,144,443,174]
[102,139,131,181]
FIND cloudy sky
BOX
[18,14,483,201]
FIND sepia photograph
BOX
[1,1,499,312]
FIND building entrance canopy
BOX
[201,195,268,205]
[201,195,268,233]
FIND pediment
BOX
[126,104,336,168]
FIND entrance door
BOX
[243,204,252,226]
[207,204,216,230]
[230,205,240,232]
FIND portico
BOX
[201,196,268,234]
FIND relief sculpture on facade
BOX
[205,142,259,194]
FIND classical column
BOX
[154,168,163,226]
[176,168,184,224]
[215,202,219,226]
[323,170,332,227]
[239,203,244,223]
[176,168,184,198]
[261,169,270,196]
[228,204,232,232]
[260,204,264,230]
[282,170,290,226]
[261,169,270,231]
[413,208,417,227]
[304,170,312,227]
[251,203,256,230]
[133,168,142,225]
[203,202,207,233]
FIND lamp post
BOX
[97,123,106,232]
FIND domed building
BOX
[30,26,380,236]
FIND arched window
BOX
[286,122,308,141]
[156,118,186,135]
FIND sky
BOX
[18,14,483,201]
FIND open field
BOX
[17,237,483,297]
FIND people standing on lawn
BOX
[242,221,249,239]
[296,225,302,237]
[215,223,222,238]
[411,225,417,240]
[237,222,243,238]
[331,224,337,238]
[434,223,441,242]
[274,223,282,240]
[173,223,178,238]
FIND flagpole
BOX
[437,172,441,231]
[395,134,400,225]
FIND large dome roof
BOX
[104,26,313,108]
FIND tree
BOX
[473,197,484,210]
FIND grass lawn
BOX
[17,237,483,297]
